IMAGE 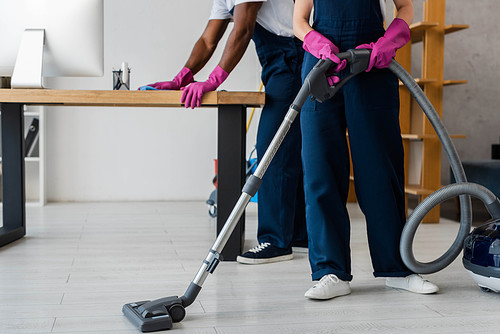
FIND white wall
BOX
[44,0,262,201]
[441,0,500,182]
[386,0,500,184]
[43,0,500,201]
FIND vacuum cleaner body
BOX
[463,219,500,292]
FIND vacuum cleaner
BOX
[123,49,500,332]
[392,58,500,293]
[463,219,500,292]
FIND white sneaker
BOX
[386,274,439,294]
[304,274,351,300]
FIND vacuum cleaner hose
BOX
[401,182,500,274]
[388,60,475,274]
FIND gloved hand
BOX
[326,73,341,86]
[356,18,411,72]
[138,67,194,91]
[303,30,347,83]
[181,65,229,109]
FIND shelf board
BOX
[0,111,39,116]
[401,134,466,140]
[405,185,434,196]
[410,21,439,43]
[24,111,40,117]
[399,79,467,87]
[410,22,469,43]
[0,201,44,207]
[0,157,40,162]
[26,201,44,207]
[443,80,468,86]
[402,134,425,140]
[346,132,465,140]
[444,24,470,35]
[399,78,437,87]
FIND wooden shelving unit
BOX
[410,22,468,43]
[397,0,469,222]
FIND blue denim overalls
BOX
[301,0,413,281]
[252,23,307,249]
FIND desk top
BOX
[0,89,265,108]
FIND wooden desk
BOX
[0,89,265,261]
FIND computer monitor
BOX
[0,0,104,88]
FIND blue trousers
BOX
[252,24,307,249]
[301,51,412,281]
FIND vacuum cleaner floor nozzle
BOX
[122,301,173,332]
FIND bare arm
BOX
[217,2,262,73]
[293,0,314,41]
[184,19,230,75]
[393,0,414,25]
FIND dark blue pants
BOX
[301,53,412,281]
[301,0,412,281]
[252,24,307,249]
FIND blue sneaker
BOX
[236,242,293,264]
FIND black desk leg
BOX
[0,103,26,247]
[217,105,246,261]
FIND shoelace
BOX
[248,242,271,253]
[313,274,339,289]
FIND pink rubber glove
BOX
[181,65,229,109]
[142,67,194,90]
[356,18,411,72]
[303,30,347,84]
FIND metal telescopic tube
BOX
[253,107,300,179]
[192,264,209,287]
[191,105,300,288]
[251,79,311,179]
[192,193,252,287]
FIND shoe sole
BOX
[236,253,293,265]
[385,283,439,294]
[304,287,351,300]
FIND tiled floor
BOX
[0,201,498,333]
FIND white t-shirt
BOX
[380,0,386,21]
[209,0,295,37]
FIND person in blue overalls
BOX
[293,0,439,299]
[140,0,307,264]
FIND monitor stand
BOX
[11,29,45,89]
